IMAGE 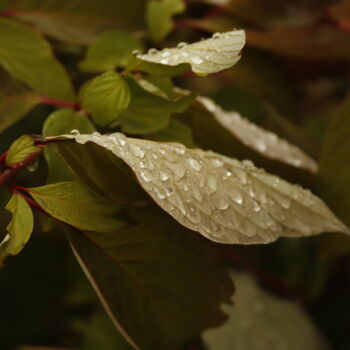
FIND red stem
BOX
[40,96,80,110]
[0,10,16,17]
[204,5,228,18]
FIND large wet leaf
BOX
[203,271,330,350]
[55,132,349,244]
[67,206,233,350]
[0,18,74,101]
[0,194,34,265]
[137,29,245,75]
[197,96,318,172]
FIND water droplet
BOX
[253,202,261,212]
[140,170,151,182]
[70,129,80,136]
[186,157,202,171]
[151,153,158,159]
[256,140,267,152]
[181,51,189,57]
[165,187,173,196]
[168,163,186,180]
[161,50,171,57]
[213,32,222,39]
[161,58,169,64]
[242,159,254,168]
[159,170,169,182]
[216,198,229,210]
[232,191,243,205]
[129,144,144,158]
[192,187,203,201]
[132,49,141,56]
[174,147,186,155]
[183,183,190,191]
[148,48,158,55]
[139,161,146,168]
[208,176,217,191]
[224,170,233,179]
[211,159,223,167]
[192,56,203,65]
[177,42,188,49]
[154,187,166,199]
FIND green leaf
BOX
[66,206,233,350]
[0,92,40,134]
[120,76,194,134]
[203,271,330,350]
[319,94,350,227]
[11,0,148,44]
[80,31,144,72]
[146,0,186,42]
[28,181,127,233]
[148,118,195,148]
[0,194,34,265]
[80,72,131,127]
[52,141,147,203]
[0,18,74,101]
[5,135,41,166]
[59,132,349,244]
[137,29,245,75]
[42,109,96,183]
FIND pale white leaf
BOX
[198,96,318,173]
[137,29,245,75]
[203,271,330,350]
[60,132,349,244]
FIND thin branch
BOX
[39,96,81,110]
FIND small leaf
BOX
[137,29,245,75]
[0,194,34,265]
[203,271,330,350]
[66,206,233,350]
[28,181,127,233]
[146,0,186,42]
[80,71,131,127]
[197,96,318,172]
[6,135,41,166]
[80,31,144,71]
[57,132,349,244]
[119,76,194,134]
[0,18,75,101]
[43,109,95,183]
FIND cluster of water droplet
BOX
[66,131,348,243]
[198,96,318,173]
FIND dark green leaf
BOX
[66,206,233,350]
[120,76,195,134]
[80,72,131,127]
[29,181,127,232]
[80,31,143,72]
[6,135,41,165]
[0,194,34,265]
[0,18,75,100]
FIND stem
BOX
[0,149,43,188]
[0,10,16,17]
[40,96,80,110]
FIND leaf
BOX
[0,18,74,101]
[247,26,350,60]
[137,29,246,75]
[5,135,41,166]
[52,140,147,203]
[119,76,194,134]
[0,93,40,134]
[56,132,349,244]
[197,96,318,172]
[0,194,34,265]
[66,206,233,350]
[42,109,96,183]
[80,72,131,127]
[28,181,127,233]
[10,0,148,44]
[203,271,330,350]
[80,31,143,72]
[319,94,350,227]
[148,118,195,148]
[146,0,186,42]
